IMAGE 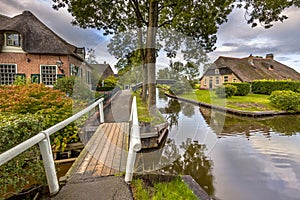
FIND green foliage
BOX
[216,85,237,98]
[224,82,250,96]
[103,75,118,87]
[0,84,79,151]
[269,90,300,112]
[13,75,27,86]
[132,177,198,200]
[252,80,300,95]
[54,76,94,100]
[0,113,45,197]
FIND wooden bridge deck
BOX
[64,122,129,182]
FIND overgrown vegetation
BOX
[252,80,300,95]
[131,177,198,200]
[269,90,300,112]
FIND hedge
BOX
[224,82,250,96]
[0,113,46,197]
[252,80,300,95]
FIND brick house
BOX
[0,11,92,87]
[200,54,300,89]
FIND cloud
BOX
[209,6,300,72]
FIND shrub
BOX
[224,82,250,96]
[54,76,94,100]
[215,85,237,98]
[0,84,79,151]
[269,90,300,112]
[252,80,300,95]
[0,113,46,197]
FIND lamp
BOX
[56,58,64,73]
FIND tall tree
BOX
[52,0,297,114]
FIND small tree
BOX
[216,85,237,98]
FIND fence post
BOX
[38,138,59,195]
[99,100,104,123]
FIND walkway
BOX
[52,90,133,200]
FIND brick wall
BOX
[0,52,90,84]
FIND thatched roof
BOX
[0,11,84,60]
[203,55,300,82]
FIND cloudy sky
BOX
[1,0,300,73]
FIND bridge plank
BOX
[65,122,129,182]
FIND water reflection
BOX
[137,91,300,200]
[161,138,215,196]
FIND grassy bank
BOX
[179,90,280,112]
[131,177,198,200]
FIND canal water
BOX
[137,90,300,200]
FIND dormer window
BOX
[6,33,20,47]
[215,69,219,75]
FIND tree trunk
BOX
[145,1,158,115]
[138,27,147,102]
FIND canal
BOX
[137,90,300,200]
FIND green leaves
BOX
[269,90,300,112]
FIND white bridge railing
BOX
[0,98,104,195]
[125,96,141,183]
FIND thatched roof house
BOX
[0,11,91,86]
[200,54,300,89]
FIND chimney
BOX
[266,53,274,60]
[248,54,254,66]
[104,61,106,64]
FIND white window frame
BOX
[6,33,20,47]
[0,63,17,85]
[215,69,219,75]
[2,32,25,53]
[40,65,57,86]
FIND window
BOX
[0,64,17,85]
[70,64,78,76]
[233,78,237,83]
[224,76,228,83]
[6,33,20,47]
[86,70,91,84]
[41,65,57,86]
[216,77,220,85]
[215,69,219,75]
[204,78,207,85]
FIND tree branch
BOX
[129,0,148,26]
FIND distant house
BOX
[0,11,92,87]
[200,54,300,89]
[90,62,114,90]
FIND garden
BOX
[169,80,300,113]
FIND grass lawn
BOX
[133,91,166,124]
[179,90,280,112]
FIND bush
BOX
[54,76,94,100]
[215,85,237,98]
[0,113,46,197]
[252,80,300,95]
[0,84,79,151]
[269,90,300,112]
[224,82,250,96]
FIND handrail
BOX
[125,96,141,183]
[0,98,105,195]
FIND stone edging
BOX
[165,93,300,118]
